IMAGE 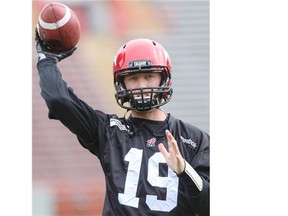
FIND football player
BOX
[35,30,210,216]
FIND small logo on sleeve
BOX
[180,136,197,149]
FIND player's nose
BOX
[137,78,150,88]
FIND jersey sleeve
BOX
[178,129,210,216]
[178,131,210,216]
[37,58,109,157]
[168,115,210,216]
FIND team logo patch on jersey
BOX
[110,119,128,131]
[146,137,157,147]
[180,136,197,148]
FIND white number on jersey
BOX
[118,148,179,212]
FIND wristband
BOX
[182,160,203,191]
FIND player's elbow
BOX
[45,96,74,113]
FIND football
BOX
[37,2,80,52]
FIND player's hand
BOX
[35,27,77,62]
[158,130,185,174]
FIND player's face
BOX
[123,72,162,96]
[122,72,163,112]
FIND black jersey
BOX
[37,58,210,216]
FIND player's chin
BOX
[134,108,155,113]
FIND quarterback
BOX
[35,30,210,215]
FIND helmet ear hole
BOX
[159,73,166,87]
[118,76,126,90]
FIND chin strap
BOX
[123,109,134,136]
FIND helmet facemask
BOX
[114,65,173,112]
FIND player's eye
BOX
[146,74,152,78]
[128,76,138,81]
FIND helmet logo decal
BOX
[129,60,151,68]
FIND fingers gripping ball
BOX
[37,2,80,52]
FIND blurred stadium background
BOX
[32,0,209,215]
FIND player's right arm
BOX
[37,58,97,137]
[35,29,105,155]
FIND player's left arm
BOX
[159,130,206,190]
[158,130,208,187]
[158,130,210,215]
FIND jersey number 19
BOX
[118,148,179,212]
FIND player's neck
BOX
[130,108,167,121]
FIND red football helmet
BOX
[113,38,173,111]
